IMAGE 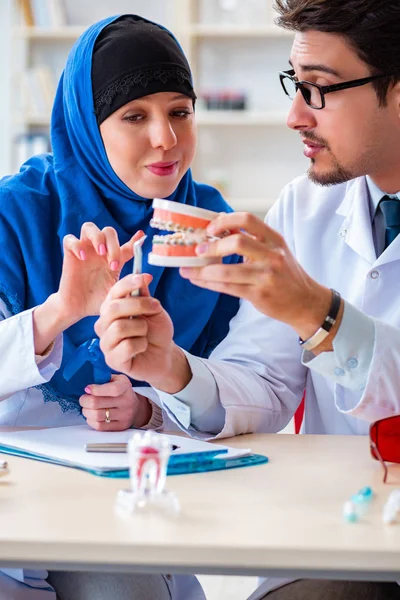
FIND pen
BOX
[85,443,179,453]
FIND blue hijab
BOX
[0,15,239,413]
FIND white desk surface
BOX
[1,432,400,579]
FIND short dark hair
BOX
[274,0,400,105]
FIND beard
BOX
[308,157,354,186]
[302,132,355,187]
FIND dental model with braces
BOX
[148,198,220,267]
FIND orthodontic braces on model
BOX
[148,198,220,267]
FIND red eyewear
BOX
[370,415,400,483]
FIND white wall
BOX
[63,0,171,27]
[194,34,307,206]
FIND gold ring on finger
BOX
[105,408,111,424]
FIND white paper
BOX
[0,425,250,473]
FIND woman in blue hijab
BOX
[0,13,239,600]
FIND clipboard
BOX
[0,425,269,477]
[0,444,268,477]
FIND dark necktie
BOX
[378,195,400,250]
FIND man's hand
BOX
[95,274,192,393]
[79,374,152,431]
[180,212,340,345]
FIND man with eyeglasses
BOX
[96,1,400,598]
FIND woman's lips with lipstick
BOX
[303,139,326,159]
[146,161,178,176]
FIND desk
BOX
[0,433,400,580]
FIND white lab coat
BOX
[164,174,400,599]
[202,175,400,441]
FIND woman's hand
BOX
[58,223,145,321]
[95,274,192,394]
[33,224,145,355]
[79,374,152,431]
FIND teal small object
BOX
[351,495,369,517]
[344,512,359,524]
[351,494,366,505]
[351,487,373,506]
[358,486,373,500]
[348,487,374,519]
[343,500,359,523]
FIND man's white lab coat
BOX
[158,174,400,599]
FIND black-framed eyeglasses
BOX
[279,69,394,110]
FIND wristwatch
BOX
[299,289,341,351]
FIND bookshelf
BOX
[6,0,308,215]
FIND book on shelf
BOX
[18,0,34,27]
[20,65,56,118]
[20,0,67,27]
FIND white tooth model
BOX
[115,431,180,516]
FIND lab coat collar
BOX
[335,177,376,265]
[335,176,400,267]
